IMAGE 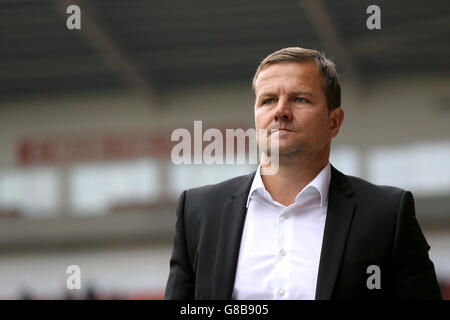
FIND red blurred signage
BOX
[16,124,251,166]
[17,131,171,166]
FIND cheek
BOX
[302,114,329,138]
[255,111,270,128]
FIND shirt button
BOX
[282,213,289,219]
[279,249,286,256]
[278,289,285,297]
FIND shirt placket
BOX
[273,205,292,300]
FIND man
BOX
[164,47,442,299]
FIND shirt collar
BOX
[246,162,331,208]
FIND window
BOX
[168,163,256,198]
[69,159,160,215]
[368,140,450,196]
[0,167,60,218]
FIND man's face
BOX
[254,61,342,159]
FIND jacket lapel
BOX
[315,165,356,299]
[212,172,255,299]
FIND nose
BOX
[273,98,293,122]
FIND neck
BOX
[260,152,329,206]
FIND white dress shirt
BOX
[232,163,331,300]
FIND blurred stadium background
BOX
[0,0,449,299]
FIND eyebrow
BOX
[292,90,314,97]
[257,90,314,98]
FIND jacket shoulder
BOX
[182,171,255,211]
[345,174,406,198]
[341,173,410,218]
[188,172,254,195]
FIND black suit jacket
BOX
[165,165,442,299]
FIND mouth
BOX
[269,128,294,138]
[272,128,293,133]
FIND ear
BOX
[329,107,344,138]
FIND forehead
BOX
[254,61,324,94]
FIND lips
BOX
[272,128,293,132]
[269,128,294,138]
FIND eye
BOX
[262,98,274,105]
[295,97,308,103]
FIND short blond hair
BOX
[252,47,341,110]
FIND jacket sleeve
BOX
[390,191,442,299]
[164,190,195,299]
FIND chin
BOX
[271,144,301,155]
